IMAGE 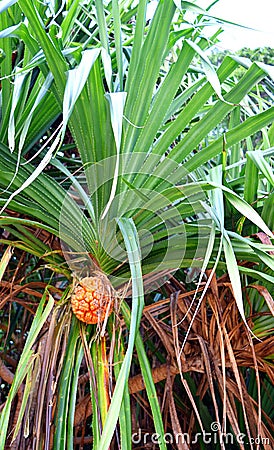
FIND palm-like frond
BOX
[0,1,273,448]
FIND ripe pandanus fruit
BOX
[71,272,114,324]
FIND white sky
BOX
[196,0,274,50]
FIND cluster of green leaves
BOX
[0,0,273,448]
[210,46,274,68]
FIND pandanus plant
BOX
[0,0,274,448]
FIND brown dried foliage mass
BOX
[0,226,273,449]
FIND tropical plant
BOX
[210,46,274,68]
[0,0,273,449]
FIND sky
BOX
[196,0,274,50]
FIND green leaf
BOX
[0,245,13,282]
[222,188,274,238]
[228,231,274,272]
[238,266,274,284]
[223,233,251,331]
[97,218,144,449]
[185,106,274,173]
[0,0,17,14]
[102,92,127,219]
[112,0,123,89]
[63,48,101,132]
[132,41,196,160]
[95,0,109,52]
[121,301,168,450]
[18,0,68,97]
[0,291,54,447]
[185,39,232,104]
[61,0,81,44]
[0,132,62,215]
[19,73,54,151]
[123,0,176,153]
[180,1,255,30]
[246,150,274,187]
[67,343,83,450]
[8,72,27,152]
[54,317,80,450]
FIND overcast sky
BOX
[196,0,274,50]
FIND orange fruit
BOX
[71,274,114,324]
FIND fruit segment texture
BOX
[71,275,114,324]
